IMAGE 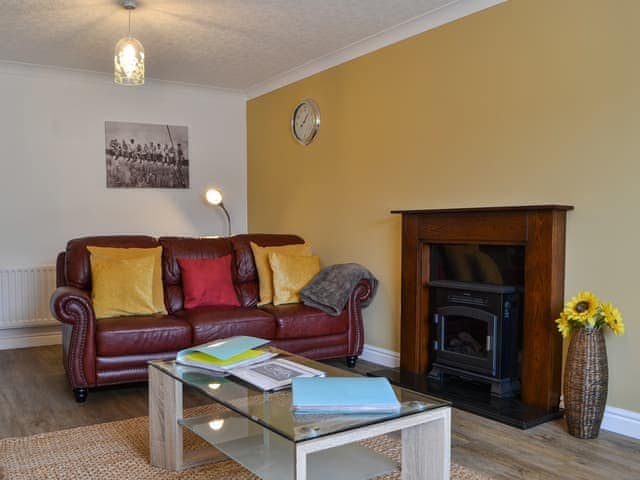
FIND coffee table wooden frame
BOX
[148,365,451,480]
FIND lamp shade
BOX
[114,36,145,86]
[205,188,223,206]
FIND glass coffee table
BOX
[148,349,450,480]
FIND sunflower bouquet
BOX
[555,291,624,338]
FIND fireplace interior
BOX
[427,244,524,398]
[369,206,573,429]
[428,279,521,398]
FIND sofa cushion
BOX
[90,255,157,318]
[270,333,350,358]
[175,307,277,345]
[96,315,192,356]
[87,245,167,314]
[65,235,158,290]
[250,242,312,305]
[159,237,235,313]
[177,256,240,308]
[260,304,349,339]
[269,253,320,306]
[229,234,305,307]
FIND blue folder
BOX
[292,377,401,413]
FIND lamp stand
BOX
[219,204,231,236]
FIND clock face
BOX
[292,99,320,145]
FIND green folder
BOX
[176,336,275,372]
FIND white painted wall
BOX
[0,61,247,268]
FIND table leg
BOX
[149,366,184,471]
[294,447,308,480]
[401,408,451,480]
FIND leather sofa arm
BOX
[50,286,95,326]
[345,279,374,357]
[50,286,97,389]
[352,278,374,304]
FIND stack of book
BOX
[176,336,275,373]
[175,336,325,391]
[292,377,401,413]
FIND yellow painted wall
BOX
[247,0,639,411]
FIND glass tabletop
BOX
[149,348,449,443]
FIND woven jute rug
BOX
[0,406,491,480]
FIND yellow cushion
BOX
[87,246,167,314]
[250,242,312,305]
[90,255,156,318]
[268,252,320,306]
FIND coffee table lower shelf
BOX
[180,412,398,480]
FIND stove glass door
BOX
[435,305,497,376]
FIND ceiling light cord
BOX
[128,10,132,37]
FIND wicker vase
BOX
[563,327,608,439]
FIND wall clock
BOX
[291,99,320,145]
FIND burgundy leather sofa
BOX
[50,234,373,402]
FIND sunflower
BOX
[555,312,572,338]
[602,303,624,335]
[564,291,599,326]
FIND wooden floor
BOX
[1,346,638,479]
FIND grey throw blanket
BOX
[300,263,378,316]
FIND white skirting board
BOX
[360,344,640,440]
[360,343,400,368]
[601,406,640,440]
[0,325,62,350]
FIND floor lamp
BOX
[205,188,231,236]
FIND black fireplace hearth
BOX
[367,368,563,429]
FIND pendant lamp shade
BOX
[114,36,144,86]
[114,1,144,86]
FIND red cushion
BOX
[177,256,240,308]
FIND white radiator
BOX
[0,266,57,329]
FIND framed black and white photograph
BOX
[105,121,189,188]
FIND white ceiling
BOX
[0,0,469,91]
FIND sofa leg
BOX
[74,388,88,403]
[346,356,358,368]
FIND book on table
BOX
[231,358,325,391]
[176,336,275,372]
[291,377,401,413]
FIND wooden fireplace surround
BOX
[393,205,573,411]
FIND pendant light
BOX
[114,0,145,86]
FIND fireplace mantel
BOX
[391,205,574,215]
[393,204,573,411]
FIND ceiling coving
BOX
[0,0,470,91]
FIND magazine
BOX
[230,358,325,391]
